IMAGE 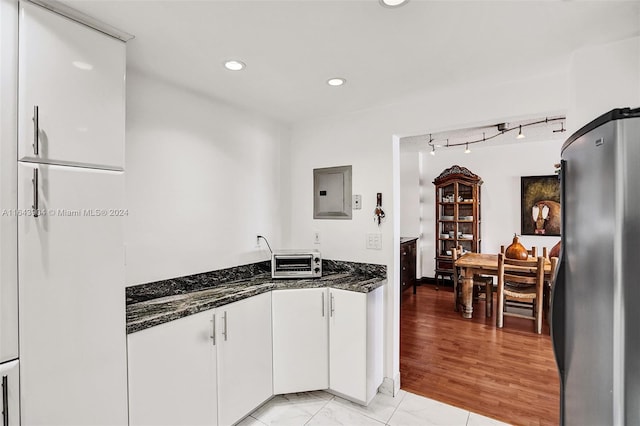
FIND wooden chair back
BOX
[499,254,544,287]
[497,253,545,333]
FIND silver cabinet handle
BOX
[330,293,335,317]
[210,314,216,346]
[33,105,39,155]
[2,375,8,426]
[321,292,325,317]
[32,168,39,218]
[222,312,228,341]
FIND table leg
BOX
[460,268,473,319]
[486,279,493,318]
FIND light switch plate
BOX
[366,233,382,250]
[353,194,362,210]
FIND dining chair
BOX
[452,247,493,317]
[496,253,545,334]
[544,256,559,327]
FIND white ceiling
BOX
[60,0,640,125]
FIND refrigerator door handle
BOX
[2,374,8,426]
[33,105,39,155]
[32,168,39,218]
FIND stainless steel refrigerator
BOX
[552,107,640,425]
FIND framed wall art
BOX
[521,175,561,236]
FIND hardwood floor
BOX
[400,283,560,426]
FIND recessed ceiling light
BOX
[327,78,346,87]
[224,60,246,71]
[380,0,409,8]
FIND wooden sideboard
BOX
[400,237,418,294]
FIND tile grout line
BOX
[248,413,267,425]
[328,398,389,425]
[304,393,335,425]
[383,390,408,425]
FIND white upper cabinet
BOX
[272,288,329,394]
[18,2,125,170]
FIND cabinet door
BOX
[0,0,18,365]
[128,310,218,426]
[217,292,273,426]
[272,288,328,394]
[18,2,125,170]
[329,288,367,402]
[0,360,19,426]
[18,163,127,426]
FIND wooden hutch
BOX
[433,165,483,285]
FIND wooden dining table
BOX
[454,252,554,319]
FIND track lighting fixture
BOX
[421,116,565,158]
[553,122,566,133]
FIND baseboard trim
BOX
[417,276,453,287]
[379,372,401,396]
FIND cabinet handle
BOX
[33,105,39,155]
[32,168,39,218]
[2,375,8,426]
[321,292,325,317]
[330,293,335,317]
[222,311,228,341]
[210,314,216,346]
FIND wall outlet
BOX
[353,194,362,210]
[256,235,261,248]
[366,233,382,250]
[313,231,320,244]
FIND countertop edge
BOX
[126,276,387,335]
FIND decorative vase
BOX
[505,234,528,260]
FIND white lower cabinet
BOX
[127,285,383,425]
[0,360,19,426]
[217,291,273,426]
[329,286,384,405]
[128,291,272,426]
[272,288,329,394]
[128,309,218,426]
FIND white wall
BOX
[417,140,562,279]
[287,71,568,388]
[399,151,421,276]
[568,37,640,132]
[399,151,420,239]
[125,70,288,285]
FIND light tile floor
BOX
[240,390,511,426]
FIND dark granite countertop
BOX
[126,260,386,334]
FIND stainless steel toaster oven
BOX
[271,250,322,279]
